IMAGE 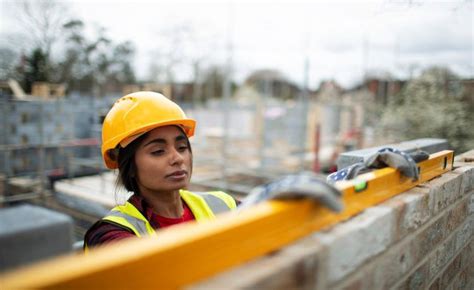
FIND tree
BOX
[59,20,136,95]
[23,48,50,92]
[0,48,19,80]
[108,41,136,85]
[1,2,136,96]
[12,0,69,56]
[0,0,69,85]
[380,67,474,153]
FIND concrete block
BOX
[0,204,73,272]
[337,138,448,169]
[314,206,395,283]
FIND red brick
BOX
[440,254,462,288]
[445,198,469,232]
[451,165,474,194]
[427,173,463,215]
[419,216,447,257]
[402,261,430,290]
[456,218,473,253]
[467,253,474,290]
[428,277,440,290]
[382,187,431,241]
[428,233,456,281]
[372,239,420,289]
[448,267,469,290]
[316,207,395,283]
[460,239,473,272]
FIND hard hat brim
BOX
[103,118,196,169]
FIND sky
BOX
[1,0,473,89]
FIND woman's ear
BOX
[108,149,118,161]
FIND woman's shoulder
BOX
[84,219,135,248]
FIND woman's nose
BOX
[169,148,185,165]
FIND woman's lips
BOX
[166,170,187,180]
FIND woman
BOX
[85,91,238,249]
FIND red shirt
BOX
[85,194,195,247]
[155,202,195,228]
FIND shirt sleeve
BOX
[84,220,136,248]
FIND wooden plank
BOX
[0,151,453,290]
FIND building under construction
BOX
[0,82,472,289]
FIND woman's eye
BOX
[178,145,188,152]
[151,149,165,155]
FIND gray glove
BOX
[239,172,343,212]
[364,148,428,181]
[327,148,429,184]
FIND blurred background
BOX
[0,0,472,257]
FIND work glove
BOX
[239,172,343,212]
[327,148,430,184]
[364,147,428,180]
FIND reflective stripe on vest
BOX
[200,193,229,214]
[100,190,236,238]
[104,211,150,237]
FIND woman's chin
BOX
[163,180,190,191]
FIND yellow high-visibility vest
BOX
[85,190,237,250]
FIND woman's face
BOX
[134,125,192,194]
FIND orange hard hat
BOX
[101,91,196,169]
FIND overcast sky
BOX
[1,0,473,89]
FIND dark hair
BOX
[116,132,148,194]
[116,126,192,194]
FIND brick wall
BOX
[189,150,474,290]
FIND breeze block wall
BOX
[189,149,474,290]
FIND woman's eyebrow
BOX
[175,135,186,142]
[143,135,186,147]
[143,138,166,147]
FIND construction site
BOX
[0,0,473,289]
[0,78,369,242]
[0,76,472,289]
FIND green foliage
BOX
[0,6,137,96]
[23,48,51,92]
[381,67,474,153]
[58,20,136,94]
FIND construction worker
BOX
[84,91,238,249]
